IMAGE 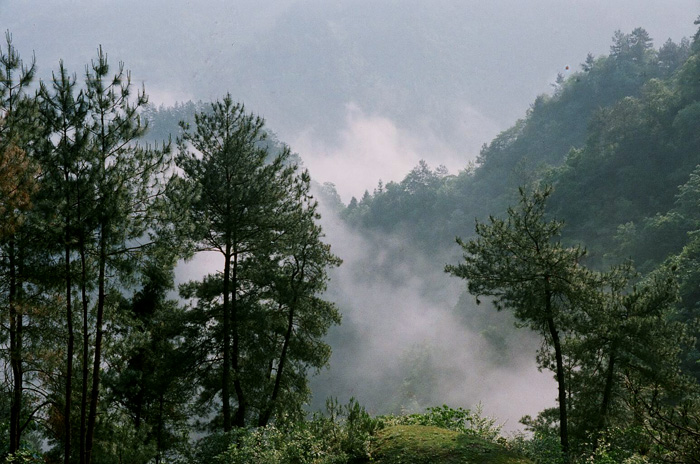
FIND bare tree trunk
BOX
[231,249,246,428]
[548,316,569,458]
[598,344,617,432]
[79,231,89,464]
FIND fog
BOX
[4,1,697,197]
[309,195,556,430]
[5,0,699,431]
[292,102,500,201]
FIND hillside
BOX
[342,27,694,256]
[371,425,530,464]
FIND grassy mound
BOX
[370,425,532,464]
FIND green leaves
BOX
[447,186,588,325]
[174,95,341,429]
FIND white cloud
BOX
[310,198,556,431]
[142,85,195,108]
[293,102,499,203]
[293,104,422,202]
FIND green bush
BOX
[380,404,503,441]
[507,430,565,464]
[209,398,381,464]
[3,449,43,464]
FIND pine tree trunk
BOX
[548,316,569,458]
[545,278,569,459]
[8,239,22,454]
[85,227,107,464]
[259,262,302,427]
[155,392,164,464]
[64,228,74,464]
[79,232,89,464]
[231,250,246,427]
[258,301,295,427]
[222,244,232,431]
[598,345,617,432]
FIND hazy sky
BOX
[3,0,698,199]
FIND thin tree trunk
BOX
[85,227,107,464]
[8,239,22,454]
[79,230,89,464]
[64,214,74,464]
[258,301,295,427]
[155,392,164,464]
[259,261,302,427]
[548,317,569,458]
[544,278,569,459]
[222,244,232,432]
[598,344,617,432]
[231,249,246,427]
[85,107,109,464]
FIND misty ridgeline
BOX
[3,20,700,464]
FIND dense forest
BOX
[2,15,700,464]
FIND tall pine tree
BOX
[174,94,340,431]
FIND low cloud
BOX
[310,197,556,432]
[294,102,499,203]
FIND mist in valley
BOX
[4,0,699,438]
[307,192,556,430]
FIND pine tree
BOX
[174,94,340,431]
[78,47,169,464]
[36,61,90,463]
[446,186,594,458]
[0,31,39,456]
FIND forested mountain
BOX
[4,15,700,464]
[329,23,700,461]
[342,28,694,255]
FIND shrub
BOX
[3,449,44,464]
[380,404,503,441]
[210,398,381,464]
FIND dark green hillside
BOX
[549,33,700,266]
[343,27,694,254]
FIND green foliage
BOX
[2,449,43,464]
[446,186,597,453]
[190,398,380,464]
[174,94,341,430]
[508,429,565,464]
[371,425,530,464]
[381,404,503,442]
[3,18,700,464]
[212,423,349,464]
[199,401,528,464]
[340,27,699,276]
[320,397,383,460]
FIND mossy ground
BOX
[369,425,531,464]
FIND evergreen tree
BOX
[446,186,595,459]
[79,47,169,464]
[36,60,90,464]
[174,94,340,431]
[564,263,689,455]
[0,31,39,456]
[105,259,191,463]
